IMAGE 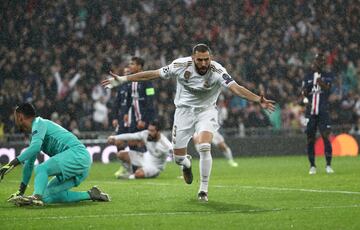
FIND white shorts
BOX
[172,106,219,149]
[128,150,161,178]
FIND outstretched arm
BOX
[101,70,161,89]
[107,131,144,144]
[228,82,276,112]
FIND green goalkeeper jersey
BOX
[17,117,84,163]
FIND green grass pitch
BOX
[1,155,360,230]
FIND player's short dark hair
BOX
[131,56,145,68]
[192,43,211,54]
[149,120,162,131]
[15,103,36,117]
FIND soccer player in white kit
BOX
[102,44,275,201]
[107,120,172,179]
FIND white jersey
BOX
[113,130,172,169]
[159,57,235,108]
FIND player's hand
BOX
[259,95,276,112]
[0,158,20,182]
[137,120,146,130]
[7,182,27,202]
[101,71,128,89]
[0,163,14,181]
[112,119,119,128]
[107,136,116,145]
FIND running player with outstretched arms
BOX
[102,44,275,202]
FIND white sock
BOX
[174,154,191,168]
[222,146,234,161]
[195,144,200,153]
[198,143,212,193]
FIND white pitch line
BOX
[7,180,360,195]
[213,185,360,195]
[1,204,360,221]
[88,180,360,195]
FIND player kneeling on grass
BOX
[0,103,110,206]
[108,120,172,179]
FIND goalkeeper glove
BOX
[7,182,27,202]
[0,158,20,181]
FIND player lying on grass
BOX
[108,120,172,179]
[0,103,110,206]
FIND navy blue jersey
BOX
[113,82,132,133]
[302,71,334,116]
[121,81,156,132]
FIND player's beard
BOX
[195,65,209,75]
[147,133,159,142]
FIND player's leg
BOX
[172,107,195,184]
[133,165,160,179]
[195,106,219,201]
[113,140,129,177]
[213,131,238,167]
[42,176,90,203]
[115,149,132,178]
[197,131,213,202]
[12,158,63,206]
[306,116,317,174]
[33,156,63,199]
[319,114,333,173]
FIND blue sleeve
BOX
[142,81,156,123]
[17,121,46,163]
[120,84,132,118]
[21,155,37,185]
[112,88,122,119]
[302,74,312,95]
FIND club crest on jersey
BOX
[184,71,191,82]
[203,80,210,88]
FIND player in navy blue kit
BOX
[110,57,156,178]
[301,53,334,175]
[125,57,156,133]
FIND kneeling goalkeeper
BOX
[0,103,110,206]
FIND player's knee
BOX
[307,135,315,144]
[198,143,211,160]
[134,169,145,178]
[198,143,211,153]
[117,150,128,160]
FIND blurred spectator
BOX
[0,0,358,136]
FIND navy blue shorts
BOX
[305,114,331,136]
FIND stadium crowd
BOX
[0,0,359,138]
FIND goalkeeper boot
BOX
[182,155,193,184]
[88,186,111,202]
[12,195,44,207]
[198,191,208,202]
